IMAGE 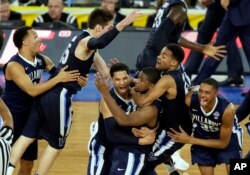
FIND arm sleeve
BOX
[236,90,250,122]
[48,66,57,75]
[104,117,139,144]
[87,27,120,50]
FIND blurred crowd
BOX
[0,0,199,29]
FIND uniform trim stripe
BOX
[134,154,145,175]
[125,153,135,175]
[60,88,67,137]
[89,139,105,175]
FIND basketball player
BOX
[132,44,193,174]
[88,63,156,174]
[2,26,81,175]
[136,0,226,170]
[7,8,142,175]
[136,0,226,72]
[168,78,242,175]
[95,66,162,174]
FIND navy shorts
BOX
[109,146,146,175]
[143,129,184,171]
[191,133,242,166]
[23,87,74,149]
[87,138,111,175]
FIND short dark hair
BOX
[88,8,114,29]
[167,43,185,64]
[110,63,130,77]
[141,67,161,84]
[13,26,33,49]
[201,78,218,90]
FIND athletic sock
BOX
[6,163,15,175]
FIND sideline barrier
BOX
[11,6,206,29]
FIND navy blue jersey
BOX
[136,0,187,70]
[95,87,136,147]
[146,0,187,54]
[2,54,46,116]
[159,66,192,134]
[87,88,137,175]
[191,94,238,139]
[53,30,95,93]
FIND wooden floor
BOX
[13,102,249,175]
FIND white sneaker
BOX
[171,150,189,171]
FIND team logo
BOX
[59,137,66,147]
[213,111,220,120]
[193,122,197,128]
[192,108,198,112]
[37,58,42,66]
[148,152,158,161]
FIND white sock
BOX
[6,166,15,175]
[171,150,189,171]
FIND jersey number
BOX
[60,36,77,64]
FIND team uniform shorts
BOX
[23,87,74,149]
[191,132,243,166]
[87,137,111,175]
[109,145,146,175]
[142,129,184,172]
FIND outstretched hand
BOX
[167,126,191,144]
[203,43,227,61]
[107,58,120,68]
[94,72,110,94]
[116,10,143,31]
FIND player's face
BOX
[134,72,150,93]
[198,83,217,109]
[156,47,176,71]
[48,0,64,21]
[0,2,10,21]
[24,30,42,54]
[111,70,131,96]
